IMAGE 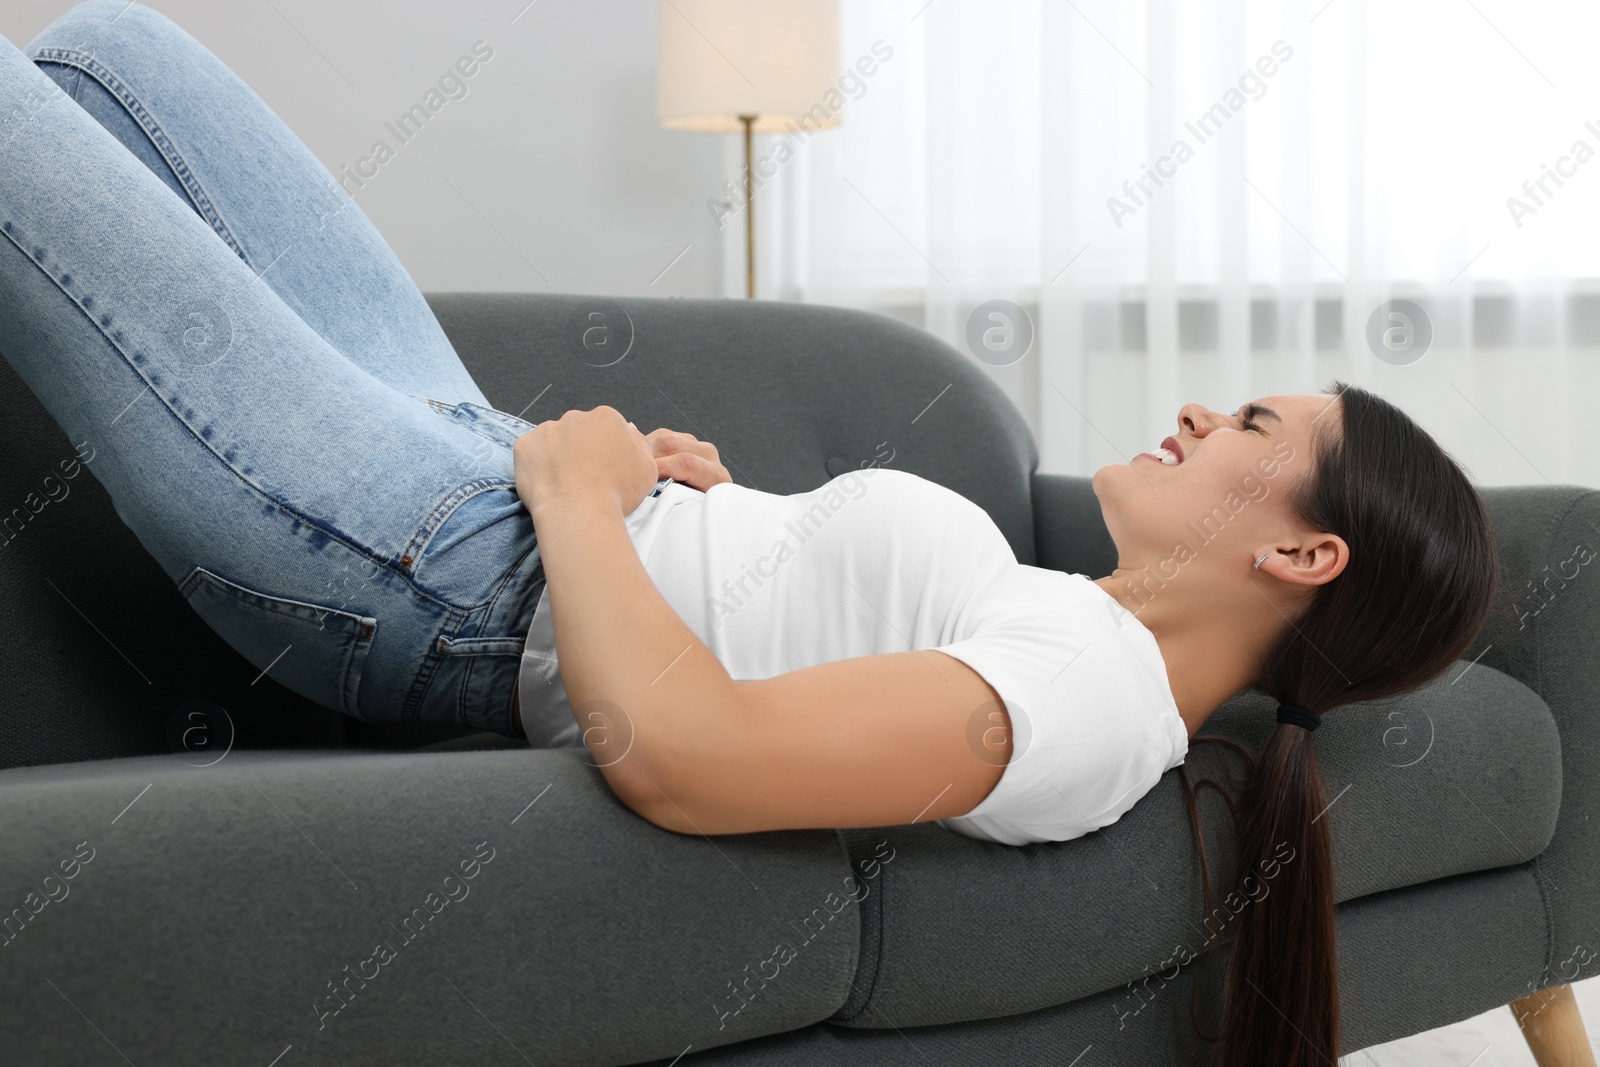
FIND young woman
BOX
[1,5,1498,1066]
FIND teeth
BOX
[1152,446,1179,466]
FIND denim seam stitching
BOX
[455,633,476,729]
[427,398,535,451]
[179,563,375,633]
[489,548,542,735]
[400,606,465,724]
[28,48,252,265]
[476,541,541,633]
[401,478,519,598]
[458,400,535,436]
[0,217,465,614]
[448,542,541,734]
[437,634,526,655]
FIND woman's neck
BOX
[1092,570,1279,739]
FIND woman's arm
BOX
[680,648,1011,834]
[526,486,748,821]
[515,406,1009,835]
[515,408,742,823]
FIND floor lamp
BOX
[656,0,841,299]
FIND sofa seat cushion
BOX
[829,660,1560,1029]
[0,747,865,1065]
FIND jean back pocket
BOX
[179,565,377,719]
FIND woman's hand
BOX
[513,405,658,520]
[642,426,732,492]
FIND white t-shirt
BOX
[517,466,1188,846]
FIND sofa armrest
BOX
[1475,485,1600,992]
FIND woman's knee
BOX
[27,1,195,77]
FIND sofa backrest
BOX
[0,293,1039,770]
[427,292,1040,551]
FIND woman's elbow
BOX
[609,766,726,835]
[600,734,726,835]
[588,681,751,836]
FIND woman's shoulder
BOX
[940,566,1186,758]
[934,569,1188,846]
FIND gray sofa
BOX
[0,291,1593,1066]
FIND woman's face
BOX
[1091,393,1341,578]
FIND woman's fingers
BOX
[653,449,732,491]
[644,427,718,465]
[642,426,729,490]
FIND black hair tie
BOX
[1276,703,1321,732]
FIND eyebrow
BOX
[1235,402,1283,425]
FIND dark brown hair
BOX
[1180,379,1499,1066]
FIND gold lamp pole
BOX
[655,0,841,300]
[740,113,756,299]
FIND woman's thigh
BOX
[24,0,491,408]
[0,26,537,732]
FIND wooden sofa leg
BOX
[1510,983,1598,1067]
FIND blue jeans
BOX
[1,1,541,736]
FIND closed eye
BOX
[1234,401,1276,434]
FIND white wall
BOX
[5,0,729,298]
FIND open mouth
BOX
[1137,447,1181,466]
[1136,437,1184,466]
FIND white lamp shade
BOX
[657,0,842,133]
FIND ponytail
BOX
[1208,712,1340,1066]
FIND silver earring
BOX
[1254,554,1269,570]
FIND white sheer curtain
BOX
[744,0,1600,490]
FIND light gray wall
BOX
[5,0,727,297]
